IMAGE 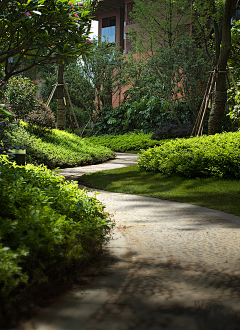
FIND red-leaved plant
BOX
[26,100,56,136]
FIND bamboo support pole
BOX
[46,84,57,107]
[63,88,75,134]
[196,69,216,136]
[191,70,214,136]
[63,81,82,137]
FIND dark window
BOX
[235,9,240,19]
[102,17,116,43]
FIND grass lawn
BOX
[80,165,240,216]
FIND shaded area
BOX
[82,258,240,330]
[80,165,240,217]
[1,251,114,329]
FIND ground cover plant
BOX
[80,165,240,217]
[7,122,115,168]
[0,159,114,325]
[138,131,240,179]
[85,132,168,152]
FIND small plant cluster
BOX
[0,159,114,307]
[7,122,115,168]
[25,100,56,135]
[85,132,166,152]
[151,123,194,140]
[228,80,240,128]
[5,76,56,133]
[0,104,14,155]
[0,104,25,160]
[5,76,38,118]
[138,131,240,179]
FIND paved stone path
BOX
[21,153,240,330]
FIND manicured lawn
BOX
[80,165,240,216]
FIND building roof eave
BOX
[93,0,125,20]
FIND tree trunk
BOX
[57,61,65,130]
[208,0,237,135]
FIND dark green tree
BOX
[194,0,239,134]
[0,0,97,83]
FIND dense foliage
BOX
[227,20,240,128]
[82,40,126,113]
[125,38,209,120]
[0,159,113,305]
[0,0,96,83]
[131,0,195,50]
[94,99,195,135]
[138,132,240,179]
[7,122,115,168]
[0,104,25,162]
[25,100,56,135]
[85,132,166,152]
[5,76,56,134]
[5,76,38,118]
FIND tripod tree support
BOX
[46,81,82,137]
[63,81,82,137]
[57,62,65,130]
[192,66,237,137]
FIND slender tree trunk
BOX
[57,61,65,130]
[208,0,237,135]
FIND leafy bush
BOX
[85,132,167,152]
[0,159,113,302]
[138,132,240,179]
[94,98,194,135]
[7,122,115,168]
[5,76,37,118]
[25,100,56,135]
[151,123,193,140]
[228,80,240,128]
[0,104,24,160]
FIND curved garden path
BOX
[21,153,240,330]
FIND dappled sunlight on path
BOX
[20,153,240,330]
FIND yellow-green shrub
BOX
[85,132,166,152]
[0,159,114,301]
[7,122,115,168]
[138,132,240,178]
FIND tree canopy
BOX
[131,0,239,134]
[0,0,98,84]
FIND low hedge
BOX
[138,132,240,179]
[7,123,115,168]
[85,132,166,152]
[0,159,113,308]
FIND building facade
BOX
[93,0,136,54]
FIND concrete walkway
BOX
[20,153,240,330]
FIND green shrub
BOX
[228,81,240,128]
[85,132,167,152]
[0,159,113,301]
[138,132,240,179]
[7,122,115,168]
[93,98,194,135]
[5,76,38,118]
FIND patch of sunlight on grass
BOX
[80,165,240,216]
